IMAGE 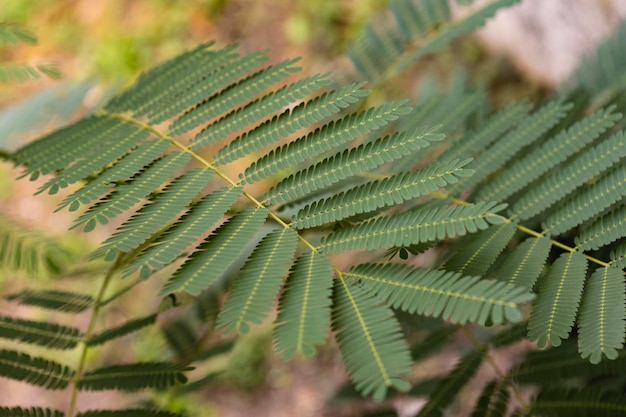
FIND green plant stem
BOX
[67,257,122,417]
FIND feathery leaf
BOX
[528,251,588,348]
[77,362,192,391]
[0,407,63,417]
[217,228,298,335]
[332,279,412,401]
[6,289,93,313]
[0,349,74,389]
[575,204,626,251]
[160,208,268,296]
[494,236,552,290]
[0,316,82,350]
[578,266,625,364]
[87,314,157,347]
[273,252,334,359]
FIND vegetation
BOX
[1,1,626,416]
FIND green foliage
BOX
[1,1,626,416]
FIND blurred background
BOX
[0,1,625,416]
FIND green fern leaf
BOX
[190,73,332,149]
[261,113,441,205]
[214,82,371,164]
[160,208,268,296]
[124,186,241,279]
[162,320,197,359]
[72,153,190,232]
[470,379,510,417]
[0,23,37,45]
[526,389,626,417]
[76,410,181,417]
[292,158,472,229]
[416,349,485,417]
[0,316,82,349]
[54,140,172,213]
[510,343,626,385]
[77,362,191,391]
[478,105,621,202]
[273,252,333,359]
[0,407,63,417]
[217,228,298,335]
[347,263,533,325]
[169,57,302,135]
[514,130,626,220]
[397,0,520,74]
[6,289,93,313]
[149,50,269,124]
[38,123,149,195]
[611,242,626,269]
[578,266,625,364]
[443,221,518,277]
[321,201,506,254]
[13,117,127,180]
[0,349,74,389]
[494,236,552,290]
[437,101,532,164]
[544,164,626,236]
[528,251,588,348]
[451,100,572,193]
[91,168,214,261]
[332,279,412,401]
[575,204,626,251]
[106,43,238,118]
[243,107,431,186]
[87,314,157,347]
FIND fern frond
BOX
[611,242,626,269]
[76,410,181,417]
[217,228,298,335]
[72,153,190,232]
[528,251,588,348]
[292,158,472,229]
[570,19,626,95]
[0,407,63,417]
[416,349,485,417]
[0,63,61,83]
[332,279,412,401]
[347,263,533,325]
[6,289,93,313]
[0,23,37,45]
[470,379,509,417]
[123,186,241,279]
[12,117,127,180]
[77,362,191,391]
[262,111,438,204]
[513,130,626,220]
[86,314,157,347]
[169,57,301,135]
[162,320,197,359]
[451,100,572,193]
[0,349,74,389]
[437,101,532,164]
[149,50,270,124]
[273,252,333,359]
[189,73,332,149]
[38,123,149,195]
[577,266,625,364]
[91,168,214,261]
[160,208,268,296]
[477,105,622,202]
[214,82,371,164]
[443,221,518,276]
[397,0,520,73]
[321,201,506,254]
[575,204,626,251]
[105,43,238,118]
[0,213,69,276]
[525,389,626,417]
[544,164,626,236]
[0,316,82,349]
[242,107,431,186]
[55,139,170,211]
[510,343,626,384]
[494,236,552,290]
